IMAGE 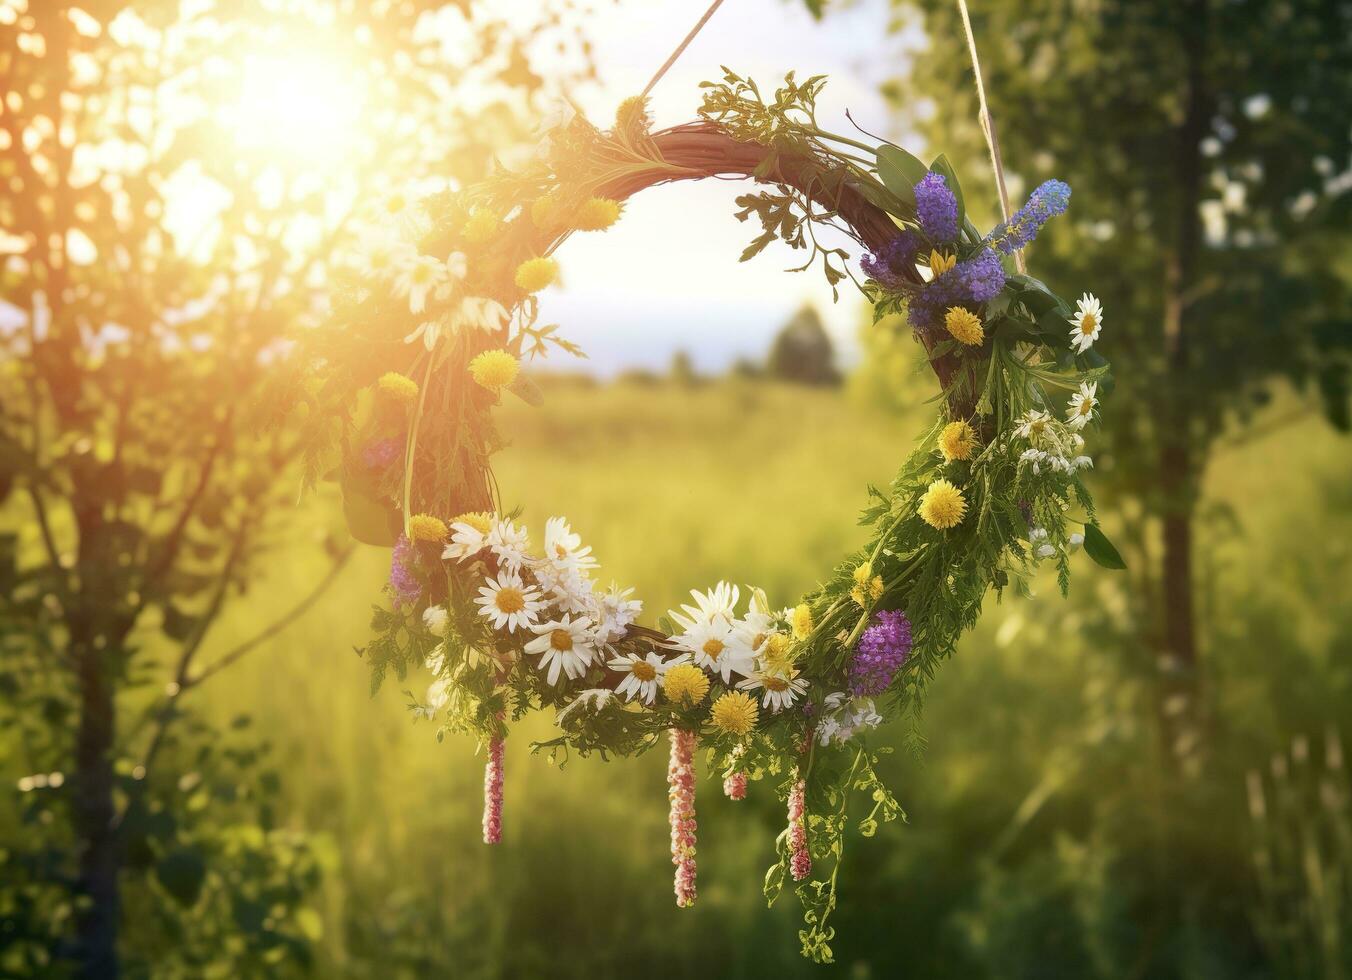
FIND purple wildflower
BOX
[362,437,401,471]
[389,533,421,606]
[915,172,959,244]
[860,231,921,290]
[987,179,1071,254]
[906,249,1007,330]
[849,609,913,697]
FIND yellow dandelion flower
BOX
[408,513,448,542]
[710,691,758,737]
[663,663,710,706]
[791,603,814,641]
[870,575,884,601]
[378,372,419,404]
[944,307,984,346]
[852,562,872,586]
[938,419,978,461]
[469,349,519,391]
[929,249,956,275]
[452,511,494,535]
[762,632,795,673]
[530,194,562,230]
[615,94,651,130]
[461,209,500,244]
[850,584,868,607]
[918,479,967,530]
[514,257,558,293]
[575,197,622,231]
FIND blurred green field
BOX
[177,377,1352,978]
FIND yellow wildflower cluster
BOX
[791,603,814,641]
[918,479,967,530]
[408,513,448,542]
[575,197,622,231]
[462,208,500,244]
[378,371,419,404]
[929,249,956,275]
[710,691,758,736]
[938,419,978,461]
[850,562,885,607]
[515,257,558,293]
[944,307,984,346]
[452,511,494,535]
[469,349,519,391]
[663,663,710,706]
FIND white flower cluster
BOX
[357,191,508,349]
[667,585,808,713]
[816,692,883,746]
[1027,526,1085,563]
[1014,387,1097,477]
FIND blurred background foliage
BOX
[2,0,1350,977]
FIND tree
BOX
[872,0,1351,759]
[767,303,840,385]
[0,2,585,974]
[842,0,1350,971]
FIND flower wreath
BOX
[292,71,1121,963]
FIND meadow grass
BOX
[162,378,1351,977]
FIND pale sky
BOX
[532,0,928,376]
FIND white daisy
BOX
[396,254,447,315]
[365,236,415,282]
[422,605,449,637]
[732,590,775,655]
[487,519,530,574]
[592,583,641,645]
[669,581,740,633]
[1066,381,1098,430]
[455,295,509,334]
[1014,410,1054,443]
[433,251,468,302]
[442,518,491,562]
[680,619,755,684]
[1068,293,1104,353]
[541,517,599,575]
[474,572,543,633]
[525,614,596,686]
[606,650,668,705]
[738,667,808,714]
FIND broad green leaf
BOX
[875,145,929,213]
[507,372,545,407]
[1083,523,1126,570]
[340,477,398,547]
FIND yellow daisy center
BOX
[764,675,790,693]
[550,628,573,652]
[702,638,725,661]
[1078,399,1094,415]
[495,588,525,614]
[1080,312,1098,334]
[411,261,435,284]
[630,660,657,682]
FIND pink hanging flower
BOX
[788,775,811,881]
[482,735,504,844]
[723,770,747,801]
[668,728,698,907]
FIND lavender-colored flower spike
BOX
[850,609,913,697]
[905,248,1006,330]
[389,533,421,606]
[987,179,1071,254]
[362,437,401,471]
[915,171,960,244]
[860,231,922,290]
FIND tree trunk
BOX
[72,637,120,977]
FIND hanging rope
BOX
[955,0,1026,273]
[641,0,729,99]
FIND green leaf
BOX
[875,145,929,213]
[156,847,206,907]
[340,477,398,547]
[1082,523,1126,570]
[928,153,966,232]
[507,373,544,407]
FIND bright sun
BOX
[219,51,366,166]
